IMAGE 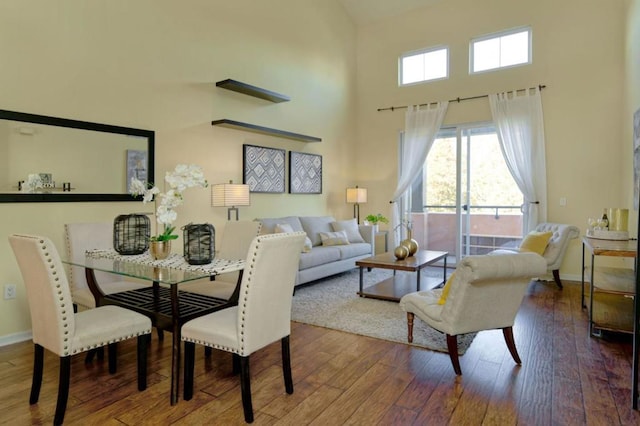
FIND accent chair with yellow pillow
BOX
[400,252,547,375]
[489,222,579,289]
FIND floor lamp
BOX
[346,186,367,224]
[211,180,250,220]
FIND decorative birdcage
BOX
[113,214,150,255]
[183,223,215,265]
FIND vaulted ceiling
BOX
[339,0,445,26]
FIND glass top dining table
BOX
[63,249,245,405]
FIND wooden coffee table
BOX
[356,250,448,302]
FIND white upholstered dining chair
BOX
[181,232,306,423]
[9,234,152,426]
[180,220,261,300]
[64,222,150,310]
[399,252,546,375]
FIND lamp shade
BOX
[211,182,250,207]
[346,186,367,204]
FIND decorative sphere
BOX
[401,238,419,256]
[394,244,409,260]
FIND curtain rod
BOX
[377,84,546,112]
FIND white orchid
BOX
[129,164,208,241]
[21,174,44,193]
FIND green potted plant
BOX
[364,213,389,232]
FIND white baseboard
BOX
[0,330,32,347]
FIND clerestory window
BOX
[399,46,448,86]
[470,27,531,74]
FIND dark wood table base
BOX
[356,250,448,302]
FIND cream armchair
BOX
[490,222,579,289]
[533,222,579,288]
[399,252,546,375]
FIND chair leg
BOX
[503,327,522,365]
[137,335,148,391]
[85,346,105,363]
[281,336,294,394]
[406,312,415,343]
[183,342,195,401]
[30,344,44,404]
[239,355,254,423]
[108,342,117,374]
[232,353,240,375]
[54,356,71,426]
[446,334,462,375]
[156,328,164,341]
[552,269,563,290]
[204,346,212,358]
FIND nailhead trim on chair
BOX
[40,239,74,355]
[37,237,153,356]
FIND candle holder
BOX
[183,223,215,265]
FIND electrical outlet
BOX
[4,284,16,300]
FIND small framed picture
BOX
[289,151,322,194]
[243,144,286,193]
[126,150,148,191]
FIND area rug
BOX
[291,268,477,354]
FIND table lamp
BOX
[346,185,367,224]
[211,180,250,220]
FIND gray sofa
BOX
[258,216,375,286]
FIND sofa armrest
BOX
[358,225,375,254]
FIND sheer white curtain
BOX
[489,87,547,232]
[391,102,448,247]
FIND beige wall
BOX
[355,0,630,276]
[0,0,357,339]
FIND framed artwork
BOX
[634,107,640,210]
[126,150,148,192]
[243,144,286,193]
[289,151,322,194]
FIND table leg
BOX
[359,266,364,296]
[417,268,421,291]
[443,257,447,285]
[170,284,181,405]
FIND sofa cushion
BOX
[298,246,341,270]
[331,218,365,243]
[259,216,304,235]
[300,216,335,247]
[335,242,371,259]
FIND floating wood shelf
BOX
[211,119,321,143]
[215,79,290,103]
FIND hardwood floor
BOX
[1,280,639,425]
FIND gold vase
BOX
[401,228,419,257]
[394,244,409,260]
[149,240,171,260]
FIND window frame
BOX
[469,26,532,74]
[398,45,449,86]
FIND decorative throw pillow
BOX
[438,272,455,305]
[331,218,365,243]
[319,230,350,246]
[519,231,553,255]
[275,223,312,252]
[274,223,294,233]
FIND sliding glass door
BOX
[421,124,523,265]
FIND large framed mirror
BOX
[0,109,154,202]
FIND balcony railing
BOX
[407,205,523,260]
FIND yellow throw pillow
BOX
[438,272,455,305]
[519,231,553,255]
